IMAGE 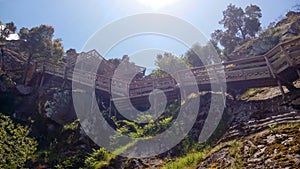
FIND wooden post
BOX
[154,96,158,118]
[264,55,285,97]
[90,89,96,119]
[109,78,113,117]
[62,64,68,88]
[264,55,276,78]
[0,46,4,71]
[280,45,300,77]
[39,62,45,88]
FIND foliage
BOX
[84,148,115,169]
[239,88,264,100]
[19,24,64,62]
[107,58,121,69]
[163,144,211,169]
[185,41,222,67]
[151,52,188,78]
[18,24,64,83]
[212,4,262,56]
[108,55,145,79]
[0,113,37,168]
[0,21,16,41]
[163,152,204,169]
[54,150,87,169]
[63,119,80,131]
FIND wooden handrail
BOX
[21,37,300,98]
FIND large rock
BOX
[16,84,33,95]
[44,89,76,125]
[229,12,300,60]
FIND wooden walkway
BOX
[6,37,300,104]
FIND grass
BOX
[112,139,138,156]
[239,88,264,100]
[163,152,205,169]
[84,148,116,169]
[63,119,80,131]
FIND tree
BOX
[245,4,262,37]
[107,58,121,69]
[151,52,187,78]
[19,25,64,83]
[219,4,246,40]
[52,38,64,61]
[212,4,262,57]
[0,113,37,168]
[0,21,17,70]
[0,21,16,41]
[185,41,222,68]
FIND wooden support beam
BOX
[109,78,113,117]
[61,64,68,88]
[264,55,276,79]
[264,55,285,97]
[280,45,300,77]
[39,63,45,88]
[276,79,285,97]
[0,46,4,71]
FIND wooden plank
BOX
[289,50,300,63]
[276,64,290,74]
[227,60,267,71]
[265,46,281,59]
[224,55,265,65]
[272,55,287,70]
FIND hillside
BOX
[0,6,300,169]
[229,11,300,60]
[162,84,300,169]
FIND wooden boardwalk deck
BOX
[7,37,300,105]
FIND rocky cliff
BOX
[229,11,300,60]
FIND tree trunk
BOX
[238,26,246,40]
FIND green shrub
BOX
[163,152,204,169]
[54,150,87,169]
[63,119,80,131]
[84,148,115,169]
[0,113,37,168]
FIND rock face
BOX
[0,74,15,92]
[198,123,300,169]
[229,11,300,60]
[43,89,76,125]
[197,85,300,169]
[16,84,33,95]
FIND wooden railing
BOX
[34,37,300,98]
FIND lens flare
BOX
[136,0,180,10]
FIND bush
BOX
[0,113,37,168]
[163,152,204,169]
[84,148,115,169]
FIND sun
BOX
[136,0,180,10]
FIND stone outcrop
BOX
[43,89,76,125]
[229,11,300,60]
[197,84,300,168]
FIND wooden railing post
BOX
[61,64,68,88]
[280,45,300,77]
[0,45,4,71]
[175,71,187,100]
[108,78,113,117]
[39,62,45,88]
[264,55,285,97]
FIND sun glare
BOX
[136,0,180,10]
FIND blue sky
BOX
[0,0,299,68]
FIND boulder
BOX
[16,84,33,95]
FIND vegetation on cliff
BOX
[0,3,300,169]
